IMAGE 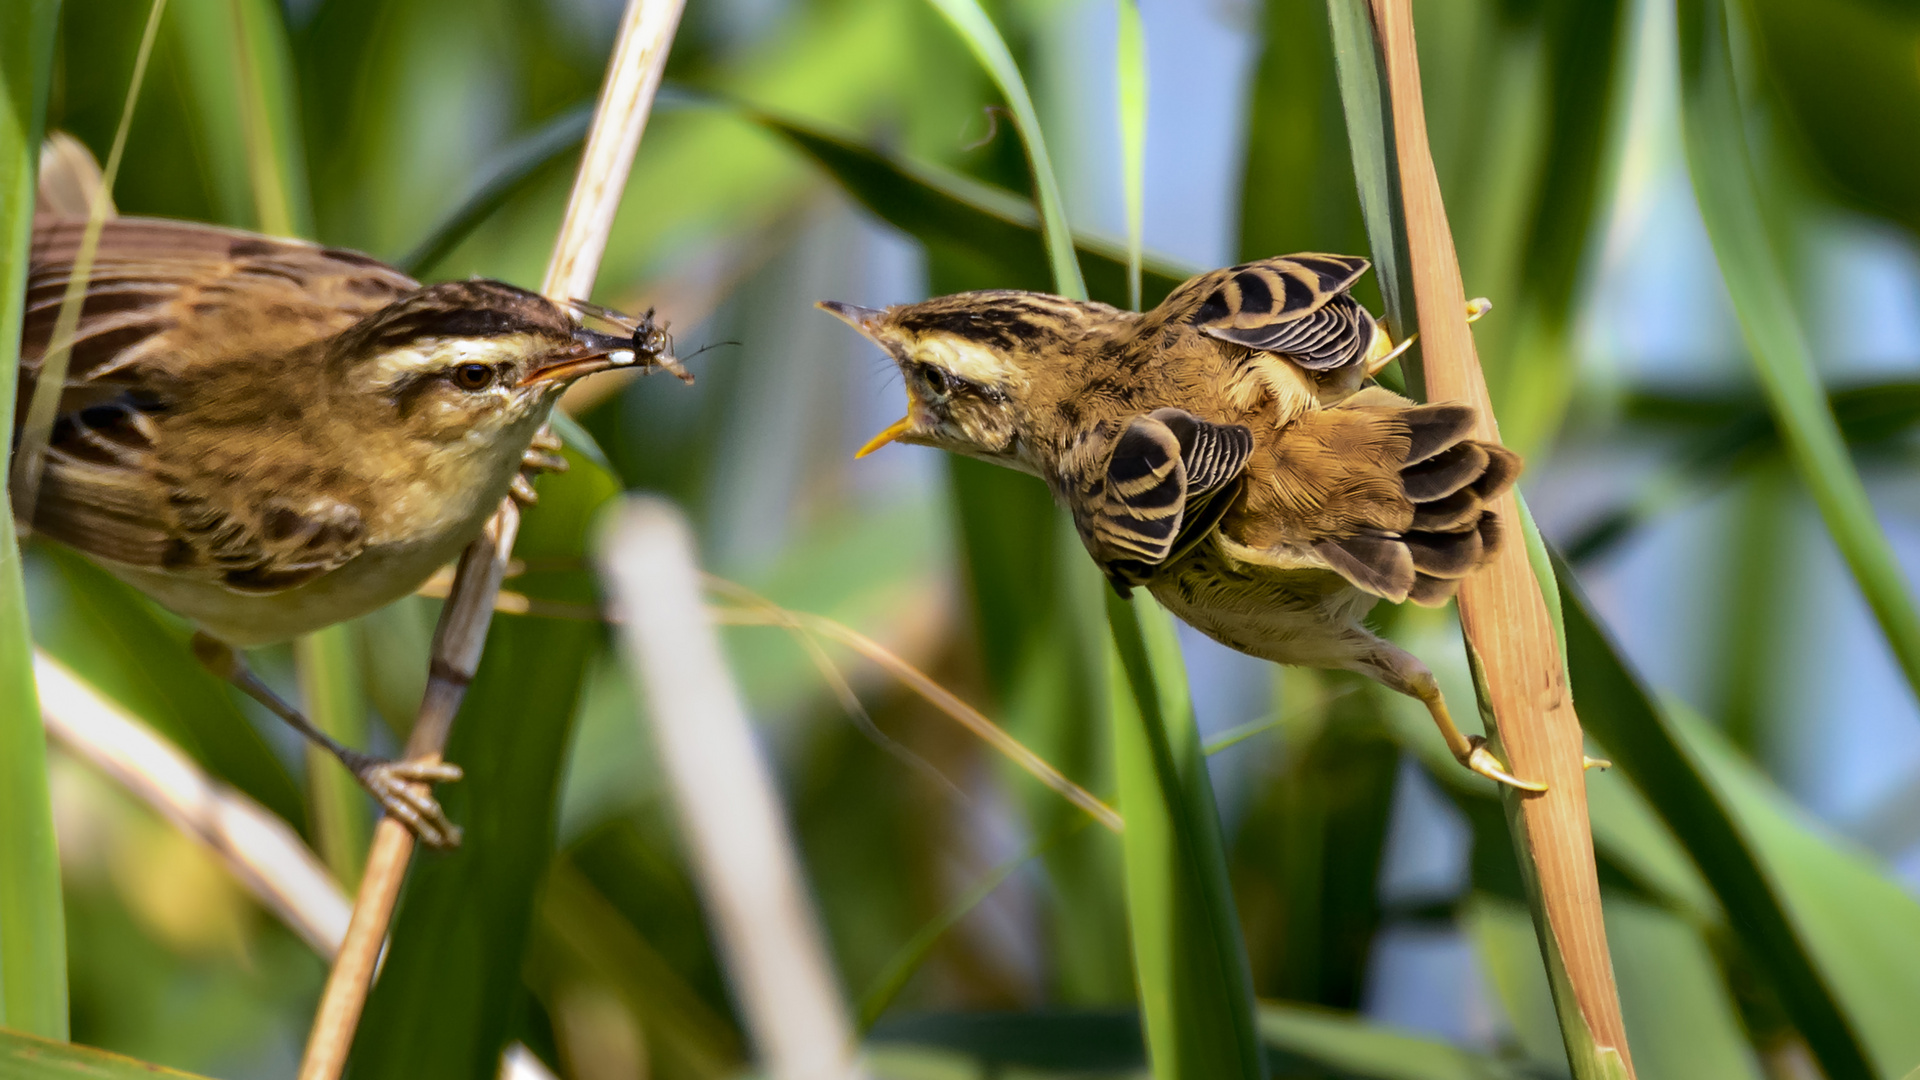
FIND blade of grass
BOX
[1359,0,1633,1075]
[1116,0,1145,310]
[227,0,310,236]
[1106,593,1267,1079]
[398,103,593,276]
[1675,0,1920,710]
[10,0,167,527]
[922,0,1085,299]
[294,626,370,890]
[1555,555,1883,1079]
[1325,0,1412,357]
[0,1028,212,1079]
[751,107,1190,305]
[0,0,65,1040]
[856,819,1088,1031]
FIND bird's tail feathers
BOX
[1314,393,1520,606]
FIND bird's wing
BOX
[1226,387,1520,605]
[1062,408,1254,593]
[1165,255,1376,371]
[18,216,402,590]
[27,397,367,593]
[23,215,417,393]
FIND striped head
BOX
[330,280,661,444]
[819,290,1110,468]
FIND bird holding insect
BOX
[823,254,1545,792]
[16,211,689,845]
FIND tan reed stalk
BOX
[294,2,686,1076]
[1367,0,1635,1074]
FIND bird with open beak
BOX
[822,253,1547,793]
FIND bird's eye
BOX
[450,363,495,391]
[924,367,952,394]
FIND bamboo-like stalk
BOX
[1366,1,1634,1075]
[294,2,685,1077]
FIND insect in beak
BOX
[519,328,648,388]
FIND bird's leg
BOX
[191,632,465,847]
[1356,642,1547,793]
[510,426,569,506]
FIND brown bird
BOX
[822,254,1543,791]
[16,213,684,844]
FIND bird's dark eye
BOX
[450,363,495,391]
[924,367,952,394]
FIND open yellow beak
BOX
[855,415,913,459]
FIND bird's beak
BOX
[520,328,656,387]
[817,300,886,336]
[855,415,914,459]
[819,301,917,459]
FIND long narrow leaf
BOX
[0,0,66,1040]
[1115,0,1146,310]
[0,1029,210,1079]
[1676,0,1920,708]
[1556,556,1881,1079]
[922,0,1086,298]
[349,449,618,1080]
[1106,593,1266,1079]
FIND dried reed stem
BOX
[39,649,562,1080]
[35,649,351,958]
[1368,0,1634,1072]
[598,498,862,1080]
[295,2,685,1076]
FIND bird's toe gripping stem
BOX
[512,428,569,506]
[345,751,466,848]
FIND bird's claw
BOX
[356,757,465,848]
[1463,736,1548,793]
[510,473,540,506]
[1584,754,1612,772]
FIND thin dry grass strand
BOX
[412,572,1122,831]
[704,593,1123,834]
[599,498,863,1080]
[12,0,166,528]
[1368,0,1634,1070]
[296,2,686,1077]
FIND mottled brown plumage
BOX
[822,254,1541,791]
[17,212,682,842]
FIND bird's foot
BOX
[512,429,569,505]
[1584,754,1612,772]
[351,755,465,848]
[1462,735,1548,793]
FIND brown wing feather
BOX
[1227,386,1520,604]
[1155,254,1376,372]
[1063,409,1253,592]
[17,217,404,588]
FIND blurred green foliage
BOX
[11,0,1920,1077]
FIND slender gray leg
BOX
[192,632,466,847]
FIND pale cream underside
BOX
[97,407,545,648]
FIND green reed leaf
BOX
[1678,0,1920,710]
[0,0,67,1040]
[922,0,1086,299]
